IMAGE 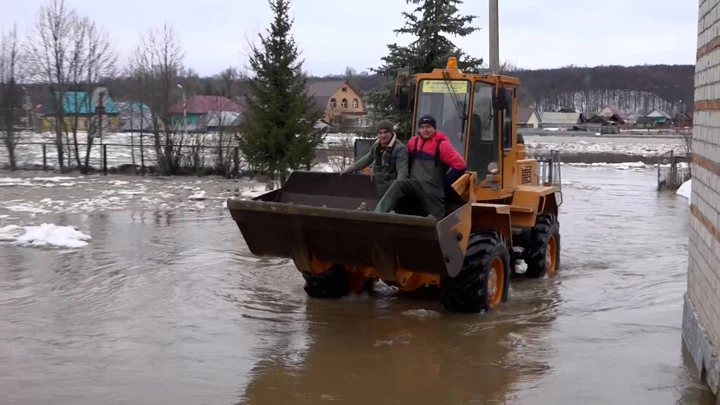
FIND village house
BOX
[597,105,627,124]
[517,107,540,128]
[169,95,243,133]
[40,91,120,132]
[116,102,156,132]
[637,109,671,128]
[306,80,373,132]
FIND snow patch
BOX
[4,203,51,214]
[188,190,207,200]
[0,223,91,248]
[677,180,692,206]
[562,161,648,170]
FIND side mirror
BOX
[394,68,415,111]
[492,86,507,111]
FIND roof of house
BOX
[517,107,538,123]
[42,91,119,115]
[169,95,243,115]
[645,109,670,118]
[116,101,151,113]
[599,105,626,120]
[306,80,361,112]
[541,112,581,125]
[199,111,243,127]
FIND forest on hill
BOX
[317,64,695,115]
[18,63,693,119]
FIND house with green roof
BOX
[40,91,120,132]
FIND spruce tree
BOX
[239,0,323,185]
[367,0,483,140]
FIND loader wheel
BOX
[302,264,350,299]
[440,230,511,313]
[523,213,560,279]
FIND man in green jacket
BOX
[340,120,409,198]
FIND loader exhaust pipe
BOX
[489,0,499,75]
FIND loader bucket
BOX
[227,171,470,281]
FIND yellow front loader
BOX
[226,56,563,313]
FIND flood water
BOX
[0,166,714,404]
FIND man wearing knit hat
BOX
[374,114,467,220]
[340,119,408,198]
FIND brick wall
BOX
[684,0,720,391]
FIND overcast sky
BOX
[2,0,698,77]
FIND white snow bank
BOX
[0,223,91,248]
[188,190,207,200]
[677,180,692,206]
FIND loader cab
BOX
[393,58,521,193]
[408,76,517,182]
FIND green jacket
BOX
[346,136,408,197]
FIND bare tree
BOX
[70,16,116,174]
[0,24,22,170]
[128,24,185,174]
[213,67,241,177]
[326,135,354,172]
[24,0,79,170]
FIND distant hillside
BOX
[22,64,694,117]
[316,64,695,115]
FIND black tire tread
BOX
[302,264,350,299]
[523,213,561,279]
[441,230,510,313]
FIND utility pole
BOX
[489,0,500,75]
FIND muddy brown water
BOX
[0,167,714,404]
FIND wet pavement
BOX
[0,167,714,404]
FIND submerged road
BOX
[0,167,712,404]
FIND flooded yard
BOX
[0,166,713,404]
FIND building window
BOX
[352,98,358,108]
[341,98,347,108]
[330,98,336,108]
[342,87,347,93]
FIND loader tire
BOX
[440,230,511,313]
[523,213,560,279]
[302,264,351,299]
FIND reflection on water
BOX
[0,167,714,404]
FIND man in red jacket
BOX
[374,114,467,219]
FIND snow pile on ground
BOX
[561,161,648,170]
[0,223,91,248]
[525,138,686,157]
[0,176,80,188]
[188,190,207,200]
[677,180,692,206]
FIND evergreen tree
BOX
[367,0,483,140]
[238,0,323,185]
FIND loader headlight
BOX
[488,162,499,174]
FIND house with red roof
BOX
[169,95,244,132]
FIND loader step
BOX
[510,205,535,214]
